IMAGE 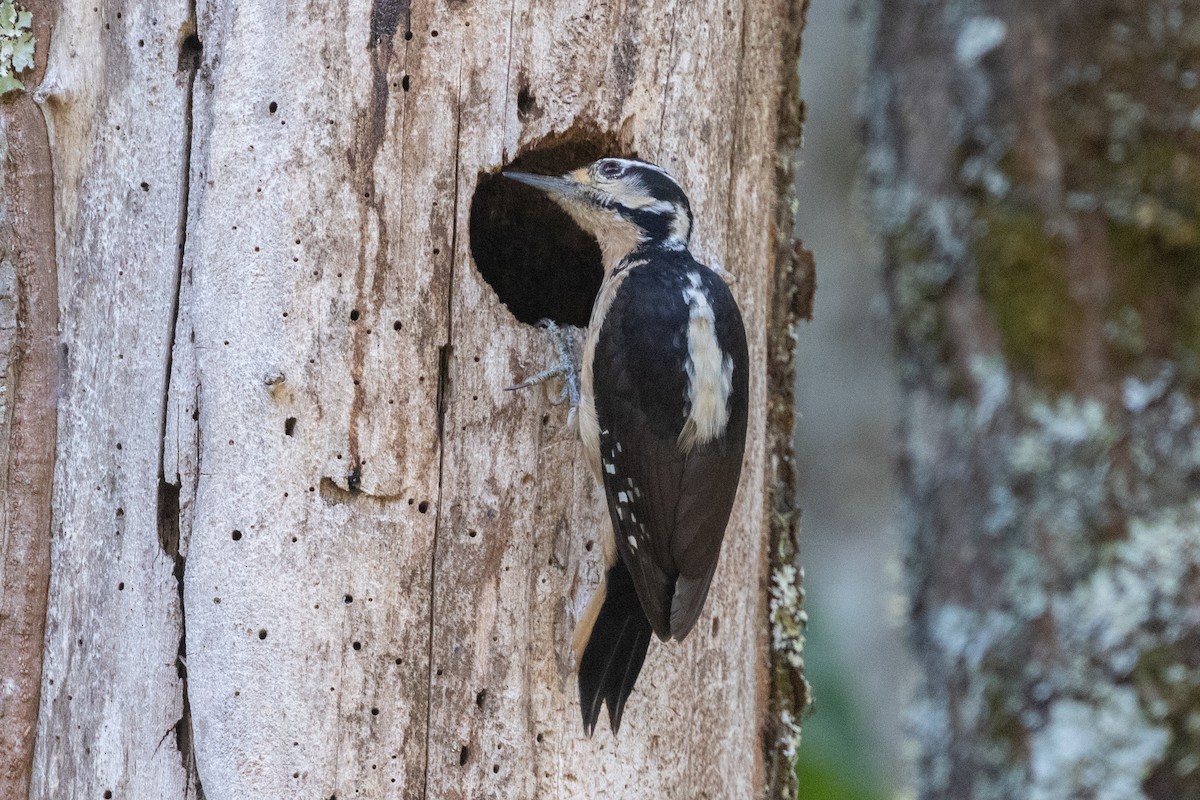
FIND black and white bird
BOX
[504,158,749,735]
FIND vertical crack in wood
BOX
[421,50,466,800]
[156,4,203,795]
[722,1,751,258]
[655,4,682,155]
[500,0,517,147]
[435,343,452,439]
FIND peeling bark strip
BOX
[18,0,805,797]
[868,0,1200,798]
[761,0,814,795]
[0,35,60,799]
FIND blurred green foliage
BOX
[794,602,889,800]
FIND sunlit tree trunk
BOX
[0,1,811,797]
[868,1,1200,797]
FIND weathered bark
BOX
[868,1,1200,798]
[0,3,57,797]
[3,1,810,798]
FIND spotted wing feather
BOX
[592,257,748,641]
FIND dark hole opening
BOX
[284,417,297,436]
[459,745,469,765]
[468,129,631,328]
[516,84,539,121]
[177,30,203,72]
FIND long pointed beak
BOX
[502,170,582,199]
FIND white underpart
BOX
[678,271,734,452]
[580,271,629,484]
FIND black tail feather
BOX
[578,560,653,735]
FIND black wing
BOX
[592,258,749,640]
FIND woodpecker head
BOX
[504,158,693,267]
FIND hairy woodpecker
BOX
[504,158,749,735]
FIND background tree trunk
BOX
[868,1,1200,798]
[1,1,811,798]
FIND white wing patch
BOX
[602,435,645,555]
[678,271,734,453]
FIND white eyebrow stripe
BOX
[616,159,674,179]
[605,159,682,190]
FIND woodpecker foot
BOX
[507,319,581,418]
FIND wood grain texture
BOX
[26,1,197,797]
[16,0,807,796]
[0,1,59,791]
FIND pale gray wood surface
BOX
[25,2,197,798]
[8,1,806,797]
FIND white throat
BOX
[560,202,646,275]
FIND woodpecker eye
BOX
[597,160,625,180]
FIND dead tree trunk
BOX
[1,1,811,798]
[868,1,1200,798]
